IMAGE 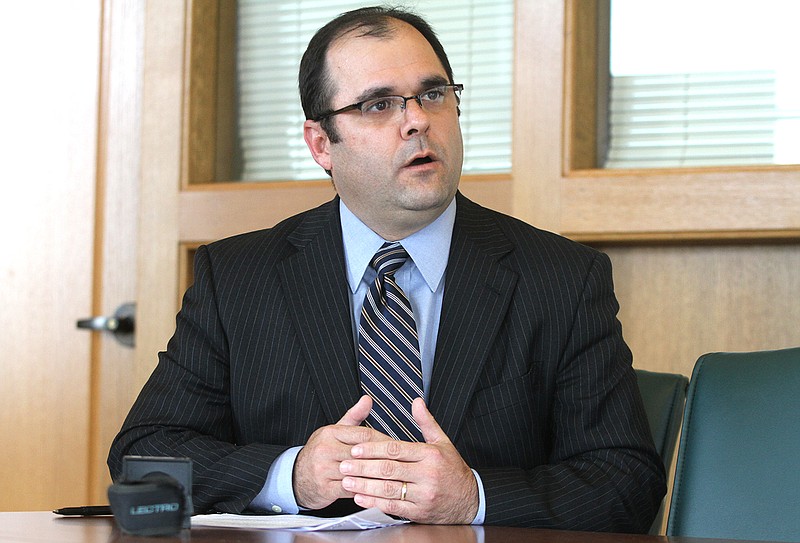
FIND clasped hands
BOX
[293,395,479,524]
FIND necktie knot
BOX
[371,242,409,277]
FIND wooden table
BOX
[0,511,774,543]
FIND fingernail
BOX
[340,460,352,473]
[351,445,363,457]
[342,477,354,490]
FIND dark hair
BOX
[299,6,455,143]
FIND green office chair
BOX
[667,347,800,542]
[635,368,689,534]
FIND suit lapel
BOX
[429,194,518,442]
[275,195,518,436]
[278,198,362,424]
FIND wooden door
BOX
[0,1,143,510]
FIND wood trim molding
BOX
[511,0,564,232]
[564,0,609,170]
[184,0,219,186]
[561,168,800,239]
[137,0,186,386]
[176,175,514,244]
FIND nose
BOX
[400,97,430,138]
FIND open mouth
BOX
[408,156,434,167]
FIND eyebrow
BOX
[355,86,395,104]
[353,75,451,103]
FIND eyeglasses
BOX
[314,83,463,123]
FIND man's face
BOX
[305,21,463,240]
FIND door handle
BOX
[77,302,135,347]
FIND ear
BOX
[303,120,332,172]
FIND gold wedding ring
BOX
[400,481,408,501]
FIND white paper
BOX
[191,508,407,531]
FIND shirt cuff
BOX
[471,468,486,525]
[249,446,303,514]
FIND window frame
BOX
[557,0,800,242]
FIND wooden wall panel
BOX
[600,243,800,377]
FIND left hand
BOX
[338,398,479,524]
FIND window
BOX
[605,0,800,169]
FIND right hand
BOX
[292,395,390,510]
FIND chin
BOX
[400,185,456,212]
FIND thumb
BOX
[337,395,373,426]
[412,397,450,445]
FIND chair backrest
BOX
[667,347,800,542]
[635,368,689,534]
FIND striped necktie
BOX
[358,242,425,442]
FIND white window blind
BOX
[235,0,513,182]
[604,71,799,169]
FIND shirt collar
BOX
[340,198,456,294]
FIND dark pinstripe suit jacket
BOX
[108,193,665,531]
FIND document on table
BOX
[191,508,407,531]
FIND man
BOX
[109,6,665,531]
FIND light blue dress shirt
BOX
[251,198,486,523]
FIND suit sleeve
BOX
[477,252,666,532]
[107,245,287,514]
